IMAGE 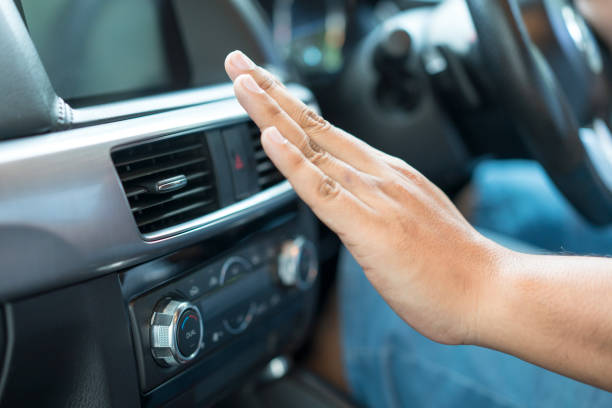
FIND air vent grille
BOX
[112,132,218,234]
[248,122,284,190]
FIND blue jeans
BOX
[339,160,612,407]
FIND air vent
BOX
[112,132,218,235]
[248,122,284,190]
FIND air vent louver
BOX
[248,122,284,190]
[112,132,218,235]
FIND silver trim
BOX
[71,84,236,126]
[277,236,319,290]
[145,181,295,241]
[70,81,315,128]
[0,83,315,301]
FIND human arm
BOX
[224,50,612,391]
[481,253,612,391]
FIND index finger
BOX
[224,50,386,176]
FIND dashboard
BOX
[0,2,477,403]
[0,1,325,407]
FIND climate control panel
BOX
[126,219,319,396]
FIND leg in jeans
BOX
[465,160,612,255]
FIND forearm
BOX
[479,249,612,391]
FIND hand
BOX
[224,50,505,345]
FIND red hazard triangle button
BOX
[234,153,244,170]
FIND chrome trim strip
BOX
[71,83,236,126]
[0,82,314,301]
[145,181,296,242]
[69,73,315,129]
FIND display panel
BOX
[19,0,189,105]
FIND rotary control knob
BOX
[150,299,203,367]
[277,236,318,290]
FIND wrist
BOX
[466,238,523,348]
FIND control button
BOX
[222,125,257,200]
[150,299,204,367]
[177,277,203,300]
[187,284,201,298]
[175,265,218,300]
[205,318,227,352]
[211,329,225,344]
[219,256,251,286]
[206,273,220,291]
[245,244,264,267]
[248,252,262,266]
[277,237,319,290]
[200,264,222,292]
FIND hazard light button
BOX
[222,125,257,200]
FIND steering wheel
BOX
[465,0,612,224]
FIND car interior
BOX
[0,0,611,407]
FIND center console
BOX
[124,212,319,406]
[0,80,322,407]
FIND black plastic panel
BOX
[157,302,311,407]
[122,203,320,406]
[0,275,141,408]
[129,218,310,387]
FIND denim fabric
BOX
[469,160,612,255]
[338,160,612,407]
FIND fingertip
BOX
[234,74,264,95]
[261,127,294,175]
[224,52,237,80]
[225,50,255,81]
[261,126,287,147]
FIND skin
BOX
[224,50,612,391]
[577,0,612,49]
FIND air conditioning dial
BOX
[150,299,203,367]
[277,237,318,290]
